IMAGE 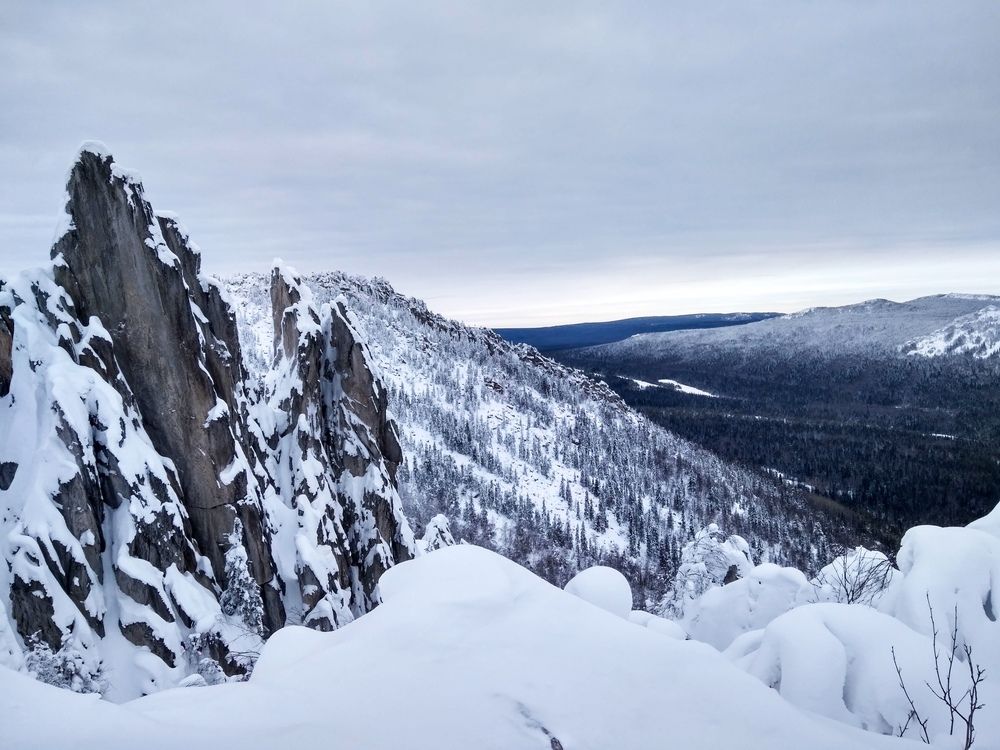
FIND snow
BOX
[657,378,719,397]
[628,609,687,639]
[626,376,719,397]
[629,377,659,389]
[902,305,1000,359]
[672,508,1000,745]
[564,565,633,619]
[600,293,1000,361]
[726,603,944,736]
[683,563,815,650]
[0,546,899,749]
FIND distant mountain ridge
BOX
[496,312,780,351]
[586,293,1000,361]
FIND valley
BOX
[552,298,1000,545]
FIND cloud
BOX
[1,1,997,325]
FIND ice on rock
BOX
[564,565,633,619]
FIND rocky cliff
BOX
[0,144,414,699]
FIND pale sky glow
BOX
[1,2,998,326]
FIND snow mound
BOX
[628,609,687,639]
[564,565,633,619]
[683,563,814,650]
[1,546,896,749]
[726,603,943,736]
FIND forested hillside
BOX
[227,272,862,606]
[561,297,1000,542]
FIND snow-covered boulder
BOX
[564,565,633,619]
[879,519,1000,708]
[683,563,815,650]
[726,603,944,737]
[727,509,1000,745]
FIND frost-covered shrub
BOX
[23,637,105,694]
[660,524,753,618]
[812,547,896,606]
[219,520,265,636]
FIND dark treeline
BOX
[559,346,1000,545]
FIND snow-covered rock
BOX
[564,565,633,619]
[726,603,944,736]
[683,563,815,650]
[721,509,1000,744]
[259,263,414,631]
[0,146,414,698]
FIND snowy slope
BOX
[227,272,854,606]
[1,545,901,750]
[902,305,1000,359]
[593,294,1000,361]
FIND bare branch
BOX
[893,646,931,744]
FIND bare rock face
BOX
[266,265,414,628]
[0,300,11,398]
[50,146,282,630]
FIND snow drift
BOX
[1,545,900,750]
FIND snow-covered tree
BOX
[23,637,105,695]
[219,520,265,636]
[660,523,753,618]
[419,514,456,552]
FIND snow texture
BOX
[1,545,901,750]
[564,565,633,619]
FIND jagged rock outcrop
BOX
[0,144,414,699]
[0,269,216,695]
[50,146,282,630]
[264,265,414,629]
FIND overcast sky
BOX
[2,2,998,326]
